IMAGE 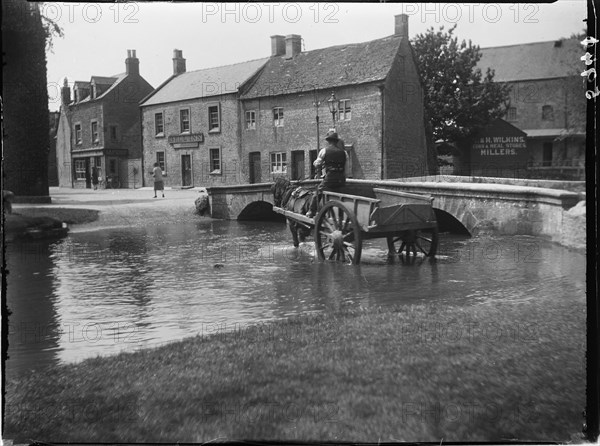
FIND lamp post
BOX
[313,88,321,151]
[327,91,337,127]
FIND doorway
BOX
[291,150,305,180]
[85,158,91,189]
[542,142,553,167]
[309,150,318,179]
[181,154,192,187]
[249,152,261,184]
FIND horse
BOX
[272,177,315,247]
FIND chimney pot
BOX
[271,35,286,57]
[173,49,186,75]
[126,48,139,76]
[61,77,71,105]
[285,34,302,59]
[395,14,409,37]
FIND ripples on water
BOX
[5,220,586,376]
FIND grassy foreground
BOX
[5,299,585,443]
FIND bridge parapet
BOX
[205,179,584,246]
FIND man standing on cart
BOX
[306,129,347,218]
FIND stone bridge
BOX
[205,178,582,243]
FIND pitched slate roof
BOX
[91,75,118,84]
[141,58,269,106]
[241,35,404,99]
[75,73,127,104]
[477,38,581,82]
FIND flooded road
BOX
[5,219,586,378]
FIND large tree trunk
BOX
[2,0,50,198]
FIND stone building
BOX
[240,14,428,183]
[140,50,268,188]
[55,50,154,188]
[477,38,585,179]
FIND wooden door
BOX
[249,152,261,183]
[181,154,192,186]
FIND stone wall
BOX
[141,94,242,188]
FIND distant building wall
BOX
[240,84,384,183]
[141,94,242,187]
[383,38,428,179]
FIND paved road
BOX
[12,187,208,229]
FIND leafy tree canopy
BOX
[411,25,510,143]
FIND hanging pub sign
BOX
[470,118,529,178]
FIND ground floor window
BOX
[209,148,221,173]
[156,151,166,172]
[270,152,287,174]
[74,159,86,180]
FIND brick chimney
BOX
[271,35,285,57]
[285,35,302,59]
[395,14,409,37]
[173,49,186,75]
[61,77,71,106]
[125,49,139,76]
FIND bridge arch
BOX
[433,208,471,236]
[237,200,284,221]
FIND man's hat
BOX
[325,129,339,141]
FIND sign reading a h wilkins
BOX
[470,119,529,177]
[169,133,204,148]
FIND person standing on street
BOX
[91,166,99,190]
[152,163,165,198]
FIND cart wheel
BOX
[387,226,438,258]
[314,200,362,264]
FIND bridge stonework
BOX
[205,179,582,245]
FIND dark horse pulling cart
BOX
[272,179,438,265]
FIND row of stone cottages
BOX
[55,14,431,189]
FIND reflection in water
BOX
[5,220,586,378]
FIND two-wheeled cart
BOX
[273,187,438,265]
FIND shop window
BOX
[75,159,86,180]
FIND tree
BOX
[411,25,510,145]
[2,0,60,197]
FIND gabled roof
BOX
[75,73,127,104]
[477,38,581,82]
[241,35,404,99]
[91,75,118,84]
[141,58,269,106]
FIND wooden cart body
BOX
[273,186,438,264]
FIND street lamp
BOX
[327,91,337,126]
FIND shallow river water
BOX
[5,219,586,378]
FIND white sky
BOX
[45,1,588,111]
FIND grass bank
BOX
[5,297,585,443]
[10,207,100,225]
